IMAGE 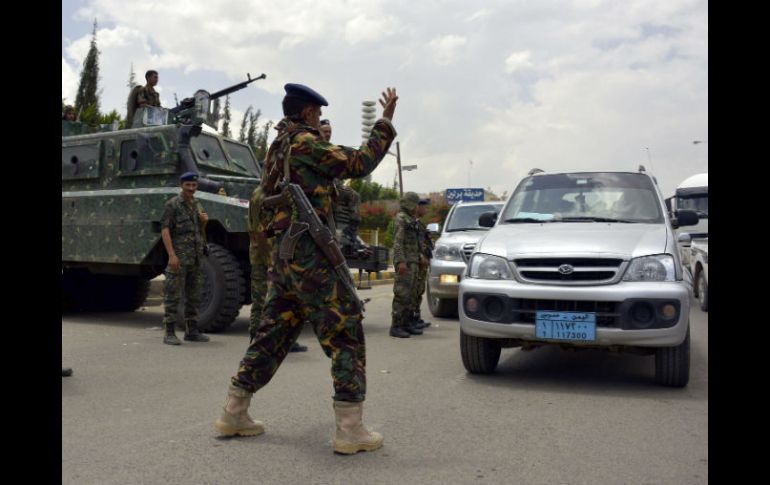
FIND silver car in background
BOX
[458,169,700,387]
[427,201,504,317]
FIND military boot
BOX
[184,322,210,342]
[214,384,265,437]
[163,325,182,345]
[389,326,411,338]
[332,401,383,454]
[414,313,431,329]
[290,341,308,352]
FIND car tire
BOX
[460,329,501,374]
[427,279,458,318]
[696,271,708,312]
[655,325,690,387]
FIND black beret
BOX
[284,83,328,106]
[180,171,199,182]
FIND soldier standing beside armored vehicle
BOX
[412,199,432,329]
[126,70,161,128]
[390,192,425,338]
[214,83,398,455]
[160,172,211,346]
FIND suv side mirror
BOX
[678,233,692,245]
[426,223,440,234]
[673,209,699,228]
[478,211,498,228]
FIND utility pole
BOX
[397,141,403,197]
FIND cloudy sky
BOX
[62,0,708,197]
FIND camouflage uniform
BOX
[391,193,422,331]
[333,180,362,247]
[161,195,205,334]
[231,116,396,402]
[126,85,161,127]
[413,219,433,323]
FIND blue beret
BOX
[180,171,199,182]
[284,83,328,106]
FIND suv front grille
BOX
[461,243,476,262]
[514,258,623,284]
[511,298,621,327]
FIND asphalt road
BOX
[62,284,708,485]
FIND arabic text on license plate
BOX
[535,311,596,342]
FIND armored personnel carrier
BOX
[62,74,265,332]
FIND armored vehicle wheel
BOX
[460,329,501,374]
[655,325,690,387]
[184,243,245,333]
[428,280,458,318]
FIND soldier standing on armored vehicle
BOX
[390,192,426,338]
[214,83,398,455]
[160,172,211,346]
[126,70,161,128]
[62,105,76,121]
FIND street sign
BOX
[446,188,485,204]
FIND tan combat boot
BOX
[213,384,265,437]
[332,401,383,454]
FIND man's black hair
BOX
[282,96,313,117]
[145,70,158,81]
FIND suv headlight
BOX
[469,254,513,279]
[623,255,675,282]
[434,242,463,261]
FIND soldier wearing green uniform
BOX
[126,70,161,128]
[160,172,210,345]
[390,192,427,338]
[214,83,399,455]
[247,198,308,353]
[412,202,433,329]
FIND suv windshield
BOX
[502,172,663,224]
[446,204,503,232]
[676,194,707,218]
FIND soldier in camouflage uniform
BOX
[215,83,399,455]
[126,70,161,128]
[322,119,363,250]
[248,202,308,353]
[390,192,426,338]
[411,200,433,329]
[160,172,211,345]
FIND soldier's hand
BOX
[379,87,398,121]
[397,262,408,275]
[199,212,209,224]
[169,255,181,272]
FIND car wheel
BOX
[697,271,708,312]
[655,324,690,387]
[460,329,501,374]
[428,282,458,318]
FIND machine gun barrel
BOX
[209,73,266,100]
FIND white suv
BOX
[427,201,504,317]
[458,170,700,387]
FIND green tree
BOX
[247,108,260,148]
[238,106,252,142]
[74,20,101,125]
[383,218,395,248]
[221,96,232,138]
[254,120,273,161]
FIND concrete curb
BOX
[148,270,395,298]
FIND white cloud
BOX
[62,0,707,198]
[428,35,467,66]
[504,51,533,73]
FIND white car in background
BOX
[426,201,504,318]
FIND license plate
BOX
[535,311,596,342]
